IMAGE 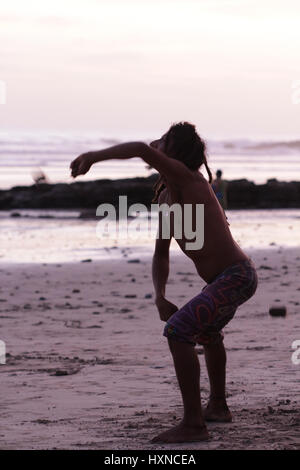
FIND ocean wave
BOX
[207,139,300,155]
[1,133,300,157]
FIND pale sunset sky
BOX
[1,0,300,139]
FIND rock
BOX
[127,259,140,264]
[53,370,69,376]
[81,259,92,263]
[79,209,97,219]
[1,175,300,210]
[145,293,152,298]
[124,294,137,298]
[269,306,287,317]
[52,369,80,376]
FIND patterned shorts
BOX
[163,259,258,346]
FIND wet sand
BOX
[1,247,300,450]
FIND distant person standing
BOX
[212,170,228,210]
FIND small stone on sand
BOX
[269,306,287,317]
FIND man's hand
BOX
[70,152,94,178]
[155,296,178,322]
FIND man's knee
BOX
[203,335,225,352]
[167,337,194,355]
[199,330,225,349]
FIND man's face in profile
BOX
[150,133,168,153]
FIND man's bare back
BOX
[159,170,248,283]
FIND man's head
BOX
[151,122,212,201]
[216,169,222,178]
[150,122,211,180]
[151,122,210,174]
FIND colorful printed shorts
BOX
[163,259,258,346]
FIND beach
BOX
[1,169,300,451]
[3,0,300,453]
[1,213,300,449]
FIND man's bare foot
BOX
[151,422,209,443]
[204,398,232,423]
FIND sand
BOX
[1,247,300,450]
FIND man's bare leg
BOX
[203,340,232,422]
[151,339,209,443]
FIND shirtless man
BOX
[70,122,258,443]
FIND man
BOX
[212,169,228,210]
[70,122,258,443]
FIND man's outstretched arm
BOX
[70,141,192,185]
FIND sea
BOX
[1,131,300,188]
[0,131,299,263]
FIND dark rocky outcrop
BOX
[0,175,299,211]
[227,178,300,209]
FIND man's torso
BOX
[158,171,248,283]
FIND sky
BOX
[1,0,300,139]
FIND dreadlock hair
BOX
[152,121,212,203]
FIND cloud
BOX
[34,15,79,27]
